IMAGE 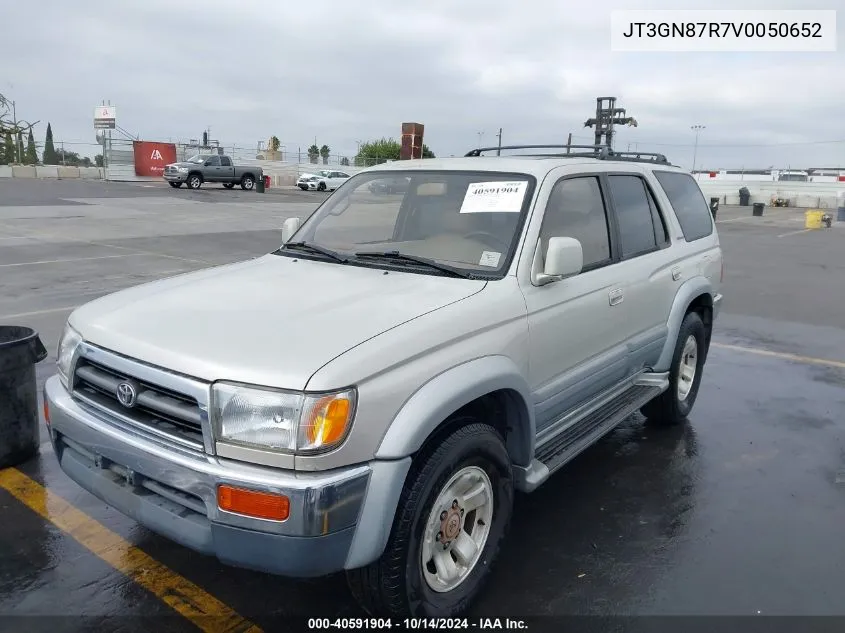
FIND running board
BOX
[514,374,668,493]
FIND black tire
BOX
[223,183,235,189]
[169,182,182,188]
[347,422,513,617]
[186,174,202,190]
[317,181,327,191]
[641,311,707,425]
[240,175,255,190]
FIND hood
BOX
[70,254,485,390]
[167,161,198,168]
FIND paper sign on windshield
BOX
[460,181,528,214]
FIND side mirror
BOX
[281,217,302,243]
[536,237,583,286]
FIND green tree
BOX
[268,135,281,152]
[95,154,104,167]
[2,133,13,164]
[319,144,330,165]
[25,130,38,165]
[55,148,81,166]
[42,123,57,165]
[354,137,435,167]
[307,144,319,164]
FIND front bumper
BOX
[163,172,188,183]
[44,375,371,577]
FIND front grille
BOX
[71,357,205,451]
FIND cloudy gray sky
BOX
[3,0,843,169]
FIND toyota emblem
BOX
[116,382,138,408]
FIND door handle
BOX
[608,288,624,306]
[671,266,682,281]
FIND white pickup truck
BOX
[45,143,722,617]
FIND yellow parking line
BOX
[0,468,262,633]
[711,342,845,370]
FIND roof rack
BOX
[464,144,671,165]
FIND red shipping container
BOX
[134,141,177,177]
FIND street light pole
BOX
[477,131,484,148]
[691,125,705,174]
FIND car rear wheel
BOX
[186,174,202,190]
[347,422,513,617]
[641,310,707,425]
[240,175,255,190]
[169,182,182,188]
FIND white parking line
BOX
[777,228,813,238]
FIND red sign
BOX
[133,141,177,177]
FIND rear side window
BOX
[220,156,232,167]
[653,171,714,241]
[607,175,658,258]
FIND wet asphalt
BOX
[1,179,844,630]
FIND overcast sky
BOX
[2,0,843,169]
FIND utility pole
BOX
[566,132,572,154]
[477,131,484,148]
[495,128,502,155]
[691,125,705,173]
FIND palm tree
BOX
[307,144,319,164]
[319,144,330,165]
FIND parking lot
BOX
[1,178,845,630]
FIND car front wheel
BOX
[186,174,202,189]
[347,422,513,617]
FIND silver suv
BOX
[46,144,723,617]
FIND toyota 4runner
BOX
[45,143,723,617]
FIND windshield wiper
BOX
[279,241,348,263]
[354,250,476,279]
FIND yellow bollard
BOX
[805,210,824,229]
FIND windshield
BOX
[285,170,536,277]
[186,154,211,164]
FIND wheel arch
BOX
[654,276,714,372]
[374,355,536,468]
[347,357,532,571]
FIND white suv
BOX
[46,143,722,618]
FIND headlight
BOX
[177,166,188,173]
[57,323,83,387]
[212,382,356,454]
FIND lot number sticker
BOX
[479,251,502,267]
[460,181,528,214]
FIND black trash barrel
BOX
[752,202,765,217]
[256,174,265,193]
[710,197,719,219]
[0,326,48,468]
[739,187,751,207]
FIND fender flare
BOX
[654,275,714,372]
[375,355,536,467]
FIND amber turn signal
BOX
[304,395,352,447]
[43,400,50,427]
[217,485,290,521]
